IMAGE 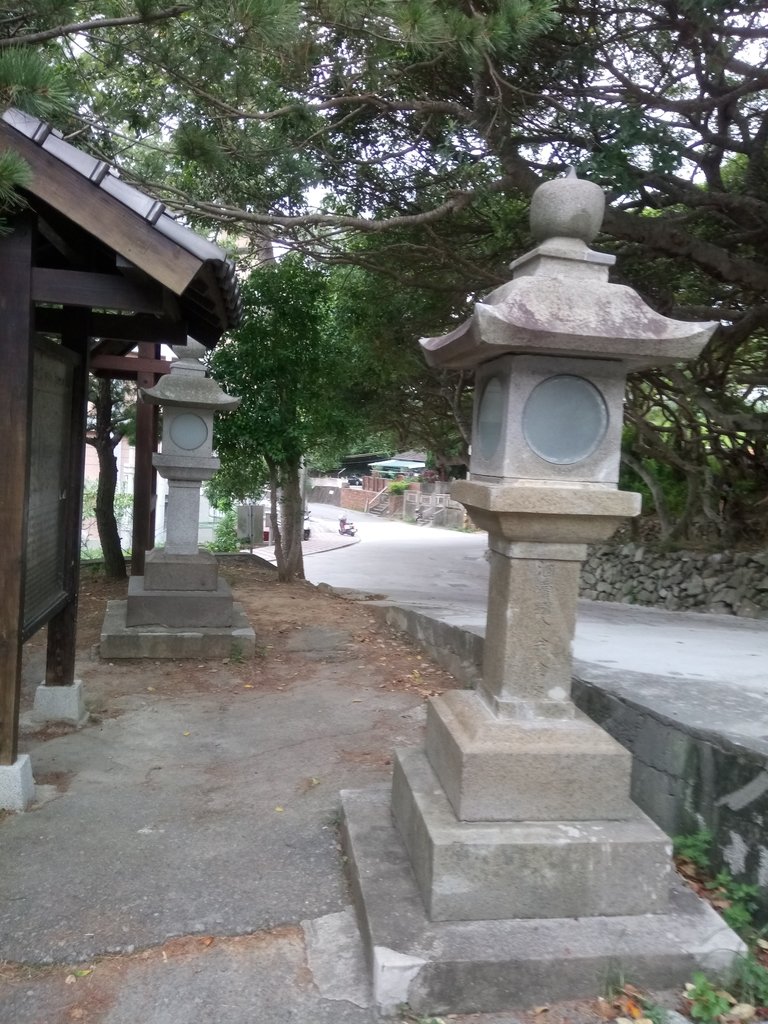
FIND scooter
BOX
[339,517,357,537]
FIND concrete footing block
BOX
[143,548,219,592]
[391,747,672,921]
[0,754,35,811]
[425,690,636,821]
[100,600,256,660]
[32,681,88,727]
[126,577,234,627]
[341,786,745,1017]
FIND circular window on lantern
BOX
[522,375,608,465]
[169,412,208,451]
[476,376,504,459]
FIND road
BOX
[305,501,768,696]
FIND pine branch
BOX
[0,6,192,48]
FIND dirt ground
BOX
[10,555,689,1024]
[20,555,458,726]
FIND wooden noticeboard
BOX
[22,338,77,639]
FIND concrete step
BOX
[341,785,745,1017]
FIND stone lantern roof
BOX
[420,169,717,371]
[141,340,240,410]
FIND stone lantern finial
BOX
[529,167,605,244]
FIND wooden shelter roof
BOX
[0,107,242,352]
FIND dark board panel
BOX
[22,338,75,633]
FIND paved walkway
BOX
[255,512,360,563]
[2,507,765,1023]
[303,503,768,749]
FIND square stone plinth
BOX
[126,577,234,627]
[100,600,256,660]
[32,681,88,727]
[425,690,635,821]
[142,548,220,592]
[342,786,745,1016]
[391,747,672,922]
[0,754,35,811]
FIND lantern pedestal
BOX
[342,785,743,1017]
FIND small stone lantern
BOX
[340,172,742,1015]
[125,340,241,630]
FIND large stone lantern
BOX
[101,341,255,659]
[421,170,714,722]
[341,172,743,1016]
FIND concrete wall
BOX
[581,543,768,619]
[307,484,342,506]
[371,600,768,914]
[572,675,768,912]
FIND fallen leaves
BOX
[65,967,93,984]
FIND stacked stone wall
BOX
[580,543,768,618]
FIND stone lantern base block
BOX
[100,599,255,660]
[126,576,234,627]
[425,691,636,821]
[342,786,745,1017]
[143,548,220,592]
[391,747,671,922]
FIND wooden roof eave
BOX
[0,121,201,296]
[0,109,242,343]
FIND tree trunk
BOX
[90,378,127,580]
[620,451,675,540]
[278,458,305,583]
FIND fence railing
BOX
[365,489,391,514]
[403,491,454,524]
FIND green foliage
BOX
[210,254,366,483]
[726,952,768,1008]
[706,872,761,935]
[13,0,768,547]
[0,46,68,116]
[209,253,371,579]
[640,1001,668,1024]
[387,480,411,495]
[81,481,133,554]
[685,972,733,1023]
[0,149,32,207]
[675,830,761,937]
[673,830,712,871]
[209,507,240,553]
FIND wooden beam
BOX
[131,343,162,574]
[89,313,186,346]
[0,219,34,765]
[0,122,201,296]
[45,309,89,687]
[32,268,164,314]
[35,308,187,346]
[89,353,172,379]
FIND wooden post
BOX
[45,308,89,686]
[131,343,161,575]
[0,219,34,764]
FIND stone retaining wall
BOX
[372,600,768,916]
[573,675,768,916]
[581,543,768,618]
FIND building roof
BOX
[1,107,242,347]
